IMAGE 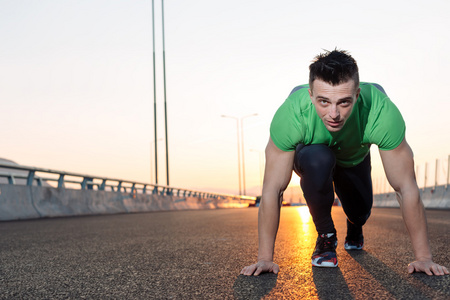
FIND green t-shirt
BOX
[270,82,406,167]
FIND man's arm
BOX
[379,138,449,276]
[240,137,295,276]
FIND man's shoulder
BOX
[359,82,388,96]
[288,84,310,97]
[284,84,312,110]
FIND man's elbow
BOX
[261,185,286,207]
[395,183,421,207]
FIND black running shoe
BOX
[311,233,338,267]
[344,236,364,250]
[345,219,364,250]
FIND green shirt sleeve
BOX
[270,99,302,152]
[366,93,406,151]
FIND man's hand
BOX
[380,140,448,277]
[240,260,280,276]
[408,260,449,276]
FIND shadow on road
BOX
[411,272,450,298]
[347,250,449,299]
[312,267,353,299]
[233,273,278,300]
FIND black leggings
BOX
[293,144,373,234]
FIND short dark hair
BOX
[309,49,359,89]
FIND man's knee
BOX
[294,144,336,193]
[348,211,371,227]
[294,144,335,176]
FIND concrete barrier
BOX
[421,188,434,208]
[87,190,128,215]
[32,186,93,218]
[0,183,250,221]
[0,185,41,220]
[373,192,398,208]
[433,185,450,209]
[374,184,450,209]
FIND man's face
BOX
[309,79,360,132]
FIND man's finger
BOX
[245,265,256,276]
[254,266,264,276]
[434,265,446,276]
[430,265,439,276]
[274,264,280,274]
[240,266,249,274]
[424,266,433,276]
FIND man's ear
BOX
[355,88,361,100]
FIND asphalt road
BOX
[0,207,449,299]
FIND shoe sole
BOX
[311,260,338,267]
[344,244,363,250]
[311,258,338,267]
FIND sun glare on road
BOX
[296,206,312,223]
[295,205,315,245]
[275,206,318,298]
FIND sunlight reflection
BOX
[296,206,312,223]
[217,201,250,208]
[296,206,313,243]
[277,206,319,298]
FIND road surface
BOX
[1,207,449,299]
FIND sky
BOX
[1,0,449,196]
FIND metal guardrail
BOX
[0,163,256,202]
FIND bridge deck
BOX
[1,207,449,299]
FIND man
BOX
[241,50,448,276]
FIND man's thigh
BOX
[333,154,373,223]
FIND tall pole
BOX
[150,140,154,184]
[240,118,246,195]
[250,149,264,195]
[416,165,419,189]
[161,0,169,186]
[240,113,258,195]
[447,155,450,189]
[378,178,381,194]
[435,158,438,189]
[150,138,163,183]
[152,0,158,184]
[375,178,378,194]
[424,162,428,191]
[222,115,242,195]
[235,118,242,195]
[259,151,263,194]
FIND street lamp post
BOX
[222,113,258,195]
[250,149,264,195]
[447,155,450,189]
[151,0,170,186]
[240,113,258,195]
[151,0,158,185]
[221,115,242,195]
[162,0,170,186]
[150,138,164,184]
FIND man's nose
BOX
[329,106,340,119]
